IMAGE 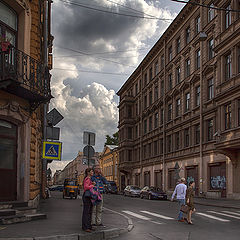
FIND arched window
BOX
[0,1,17,47]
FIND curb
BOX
[0,208,133,240]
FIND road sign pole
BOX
[87,135,90,167]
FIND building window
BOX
[176,37,181,54]
[128,127,132,139]
[168,103,172,121]
[135,125,138,138]
[238,47,240,73]
[160,108,164,125]
[154,140,158,156]
[185,58,191,77]
[168,73,172,90]
[225,53,232,80]
[149,91,153,105]
[169,46,173,62]
[196,86,200,106]
[128,150,132,161]
[186,26,191,44]
[148,143,152,157]
[149,116,152,132]
[175,132,180,150]
[128,106,132,118]
[149,67,153,81]
[144,73,148,86]
[185,92,190,112]
[196,49,200,69]
[160,80,164,96]
[207,119,213,141]
[208,38,214,60]
[195,124,200,144]
[208,3,214,22]
[155,61,159,76]
[144,119,147,134]
[135,83,138,95]
[160,138,163,154]
[225,103,231,130]
[154,85,158,101]
[167,135,172,153]
[208,78,214,100]
[135,102,138,116]
[225,4,232,29]
[144,95,147,109]
[176,67,181,84]
[184,128,190,147]
[238,100,240,126]
[195,16,200,34]
[154,112,159,129]
[176,98,181,117]
[161,55,164,70]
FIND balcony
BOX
[0,46,51,111]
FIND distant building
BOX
[99,145,119,189]
[117,1,240,199]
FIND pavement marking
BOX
[149,220,164,225]
[208,211,240,220]
[140,210,174,220]
[196,212,230,222]
[222,211,240,217]
[122,210,151,220]
[0,227,6,231]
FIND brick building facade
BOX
[117,0,240,199]
[0,0,53,206]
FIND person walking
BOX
[186,181,195,225]
[171,177,187,222]
[91,164,108,226]
[82,168,95,232]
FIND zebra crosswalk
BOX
[122,209,240,225]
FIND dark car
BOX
[140,186,167,200]
[124,185,141,197]
[49,185,64,192]
[105,181,118,194]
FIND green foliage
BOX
[105,132,118,146]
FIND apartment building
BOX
[117,0,240,199]
[0,0,53,206]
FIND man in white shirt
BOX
[171,177,187,222]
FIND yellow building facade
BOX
[99,145,119,189]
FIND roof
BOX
[105,145,118,150]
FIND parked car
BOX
[49,185,64,192]
[104,181,118,194]
[140,186,167,200]
[124,185,141,197]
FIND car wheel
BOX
[148,194,152,200]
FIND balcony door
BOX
[0,120,17,201]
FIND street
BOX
[103,194,240,240]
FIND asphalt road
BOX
[103,194,240,240]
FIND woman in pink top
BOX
[82,168,95,232]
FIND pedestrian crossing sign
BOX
[42,141,62,160]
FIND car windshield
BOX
[131,186,140,190]
[66,181,76,186]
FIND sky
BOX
[48,0,185,174]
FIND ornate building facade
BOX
[118,0,240,199]
[0,0,53,206]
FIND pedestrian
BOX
[186,181,196,225]
[91,164,108,226]
[171,177,187,222]
[82,168,95,232]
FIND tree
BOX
[105,132,118,146]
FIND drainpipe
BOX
[140,66,143,188]
[42,0,49,198]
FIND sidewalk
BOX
[0,192,131,240]
[194,197,240,209]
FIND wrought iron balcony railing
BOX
[0,46,51,109]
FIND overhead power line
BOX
[171,0,240,13]
[58,0,173,21]
[56,45,136,68]
[53,67,129,76]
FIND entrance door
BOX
[154,171,162,189]
[186,165,199,196]
[0,120,17,201]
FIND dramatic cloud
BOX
[49,0,183,170]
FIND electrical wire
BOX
[52,67,129,76]
[56,45,136,68]
[58,0,173,21]
[171,0,240,13]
